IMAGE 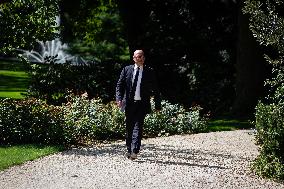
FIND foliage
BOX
[19,1,127,105]
[62,95,208,144]
[1,0,238,116]
[0,0,59,55]
[117,0,237,115]
[0,95,208,146]
[253,103,284,180]
[243,0,284,104]
[60,0,129,63]
[69,60,122,101]
[24,59,122,104]
[25,61,73,105]
[144,99,208,137]
[0,98,65,145]
[243,0,284,180]
[62,95,125,144]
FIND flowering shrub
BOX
[0,98,64,144]
[253,102,284,180]
[144,99,208,137]
[0,96,208,145]
[62,95,125,144]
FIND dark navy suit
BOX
[116,64,161,154]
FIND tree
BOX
[58,0,129,101]
[0,0,59,55]
[243,0,284,180]
[59,0,129,63]
[117,0,238,115]
[232,0,270,118]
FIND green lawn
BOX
[0,144,64,171]
[0,61,64,171]
[207,119,253,132]
[0,61,29,99]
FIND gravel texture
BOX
[1,130,284,189]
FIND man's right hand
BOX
[116,101,122,108]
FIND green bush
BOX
[0,98,64,145]
[253,102,284,180]
[144,99,208,137]
[25,60,122,105]
[0,0,59,54]
[243,0,284,180]
[62,96,208,144]
[0,95,208,145]
[26,62,73,105]
[62,96,100,144]
[62,95,125,144]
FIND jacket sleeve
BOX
[116,67,126,102]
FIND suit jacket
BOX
[116,64,161,114]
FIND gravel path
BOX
[0,130,283,189]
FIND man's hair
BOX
[134,49,144,56]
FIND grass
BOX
[0,61,29,99]
[207,119,254,132]
[0,61,64,171]
[0,144,64,171]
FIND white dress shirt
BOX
[132,64,143,100]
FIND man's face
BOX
[133,52,145,65]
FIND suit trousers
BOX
[125,100,146,154]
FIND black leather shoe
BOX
[125,152,131,159]
[129,153,138,160]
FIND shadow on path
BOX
[60,141,250,170]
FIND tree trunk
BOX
[116,0,149,55]
[232,0,268,118]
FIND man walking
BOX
[116,49,161,160]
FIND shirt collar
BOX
[134,64,143,70]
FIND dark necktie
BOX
[131,67,140,98]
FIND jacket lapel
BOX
[127,65,135,90]
[141,66,148,84]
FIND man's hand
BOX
[155,108,161,113]
[116,101,122,108]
